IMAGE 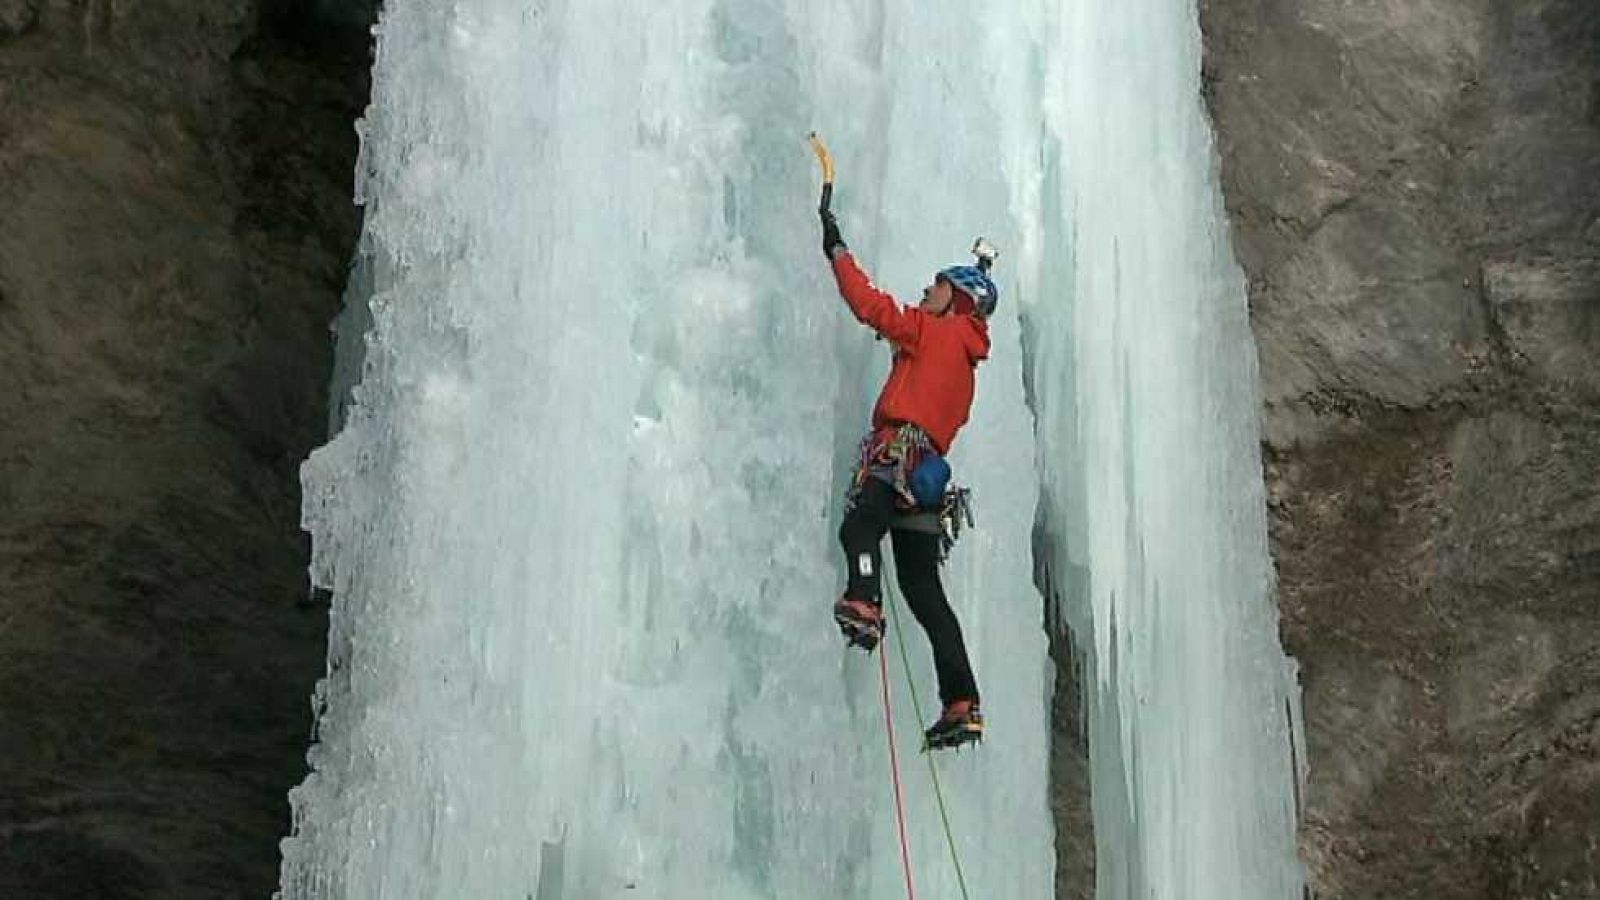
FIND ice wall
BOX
[1017,2,1308,899]
[278,2,1052,898]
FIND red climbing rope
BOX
[878,643,916,900]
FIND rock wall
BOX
[1199,1,1600,896]
[0,1,370,895]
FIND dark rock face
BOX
[1201,1,1600,896]
[0,1,371,895]
[1048,632,1094,900]
[0,1,39,38]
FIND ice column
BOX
[279,2,1054,899]
[1018,1,1308,899]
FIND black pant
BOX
[839,477,979,706]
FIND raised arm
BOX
[829,250,923,348]
[811,134,922,348]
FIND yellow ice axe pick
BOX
[808,131,835,214]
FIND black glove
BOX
[820,209,845,260]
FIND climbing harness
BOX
[846,423,937,512]
[845,423,976,564]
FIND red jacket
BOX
[831,251,990,454]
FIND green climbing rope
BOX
[885,584,972,900]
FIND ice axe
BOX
[808,131,835,215]
[810,131,996,274]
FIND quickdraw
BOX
[936,485,974,564]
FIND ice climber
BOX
[819,206,997,752]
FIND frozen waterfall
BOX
[279,2,1304,899]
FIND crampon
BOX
[923,700,984,751]
[832,596,885,652]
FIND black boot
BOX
[923,699,983,751]
[832,595,884,652]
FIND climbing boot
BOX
[832,596,884,652]
[924,699,984,751]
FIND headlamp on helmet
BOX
[936,238,1001,318]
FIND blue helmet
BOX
[937,238,1000,317]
